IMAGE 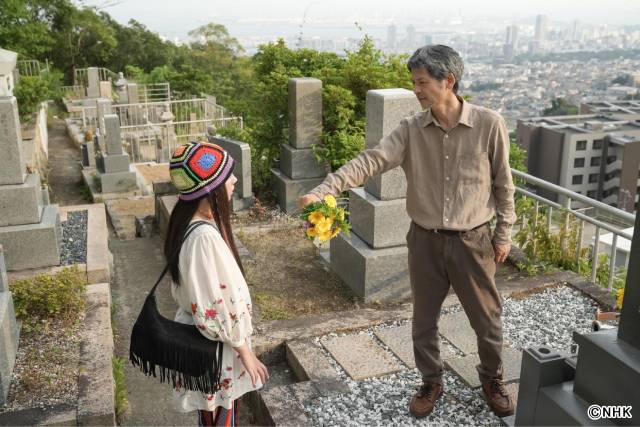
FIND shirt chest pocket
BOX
[458,150,490,185]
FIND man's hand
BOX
[298,193,320,209]
[493,242,511,263]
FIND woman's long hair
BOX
[164,183,244,284]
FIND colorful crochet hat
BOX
[169,141,235,201]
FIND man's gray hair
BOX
[407,45,464,94]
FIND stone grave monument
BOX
[0,96,62,271]
[87,67,101,99]
[330,89,420,302]
[96,114,137,194]
[515,213,640,425]
[271,77,328,213]
[0,245,20,405]
[207,131,255,211]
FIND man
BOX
[299,45,516,418]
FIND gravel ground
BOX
[502,285,599,353]
[60,210,88,265]
[303,285,606,427]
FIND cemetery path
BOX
[47,119,87,206]
[109,233,253,425]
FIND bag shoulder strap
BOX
[148,220,214,296]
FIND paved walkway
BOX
[46,119,87,206]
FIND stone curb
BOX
[80,170,141,204]
[0,403,77,426]
[63,204,112,285]
[77,283,115,426]
[7,204,112,286]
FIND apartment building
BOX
[517,113,640,212]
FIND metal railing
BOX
[68,105,99,133]
[512,169,635,291]
[73,67,119,87]
[61,85,86,100]
[138,83,171,103]
[111,98,242,163]
[17,59,49,77]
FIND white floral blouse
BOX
[170,220,262,411]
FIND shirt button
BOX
[444,134,449,138]
[445,155,449,159]
[445,176,450,181]
[446,197,450,201]
[444,218,449,222]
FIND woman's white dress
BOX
[171,220,262,411]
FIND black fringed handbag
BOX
[129,221,224,395]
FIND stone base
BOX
[364,167,407,201]
[233,194,255,212]
[573,329,640,411]
[280,144,328,179]
[0,291,20,405]
[0,205,61,271]
[100,170,137,194]
[329,231,410,302]
[96,153,131,174]
[0,173,43,227]
[81,140,96,168]
[271,168,324,214]
[349,188,410,248]
[157,195,178,238]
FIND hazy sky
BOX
[78,0,640,40]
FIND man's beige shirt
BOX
[310,97,516,244]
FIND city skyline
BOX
[77,0,640,43]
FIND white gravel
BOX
[302,285,604,426]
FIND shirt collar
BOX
[422,95,474,129]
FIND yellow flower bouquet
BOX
[301,195,350,243]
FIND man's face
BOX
[411,67,449,110]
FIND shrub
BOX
[9,265,87,330]
[14,75,49,122]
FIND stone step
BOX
[285,338,349,395]
[445,347,523,388]
[374,323,459,369]
[250,382,316,427]
[438,310,478,355]
[321,333,404,380]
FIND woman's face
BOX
[225,174,238,201]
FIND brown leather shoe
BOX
[409,381,444,418]
[481,378,514,417]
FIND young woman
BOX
[165,141,268,426]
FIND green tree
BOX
[107,19,176,72]
[543,98,578,116]
[53,7,117,74]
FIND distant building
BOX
[517,113,640,212]
[593,227,633,268]
[503,25,519,57]
[580,100,640,116]
[535,14,549,43]
[387,24,397,51]
[406,25,417,51]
